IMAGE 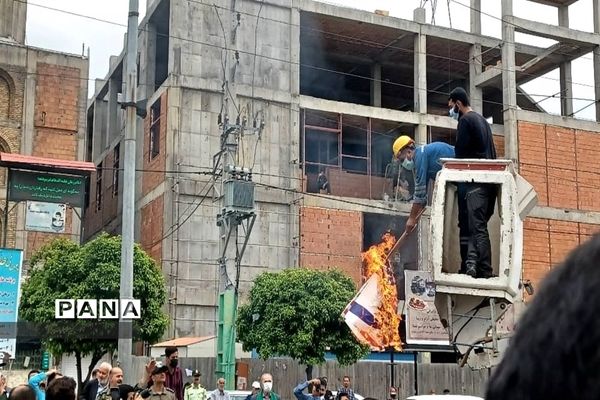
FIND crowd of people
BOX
[0,346,319,400]
[0,352,415,400]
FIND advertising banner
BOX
[0,249,24,358]
[404,270,449,345]
[25,201,67,233]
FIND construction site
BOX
[82,0,600,368]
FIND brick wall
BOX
[519,121,600,297]
[142,93,167,196]
[299,206,363,285]
[25,62,81,255]
[0,65,25,248]
[493,134,504,158]
[140,194,164,263]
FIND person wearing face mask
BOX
[392,135,455,234]
[448,87,497,279]
[255,373,278,400]
[145,347,183,400]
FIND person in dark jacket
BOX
[486,234,600,399]
[448,87,497,279]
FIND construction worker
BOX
[448,87,497,279]
[392,135,455,234]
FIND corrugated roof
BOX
[151,336,216,347]
[0,153,96,175]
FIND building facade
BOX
[83,0,600,340]
[0,0,89,266]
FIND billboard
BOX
[25,201,66,233]
[0,249,24,358]
[8,170,85,207]
[404,270,450,346]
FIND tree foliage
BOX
[236,268,370,367]
[19,233,169,388]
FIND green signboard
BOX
[8,170,85,207]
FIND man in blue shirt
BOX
[293,378,324,400]
[392,136,455,234]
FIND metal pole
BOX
[118,0,139,381]
[390,351,395,389]
[413,352,418,395]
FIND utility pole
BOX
[118,0,139,380]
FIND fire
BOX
[361,232,402,351]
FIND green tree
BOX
[19,233,168,391]
[236,268,369,378]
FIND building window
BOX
[112,144,120,196]
[149,99,161,160]
[96,162,103,211]
[302,109,414,200]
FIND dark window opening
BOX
[96,162,103,212]
[299,12,415,109]
[84,177,90,210]
[112,143,120,196]
[150,99,161,159]
[152,0,170,90]
[86,109,94,162]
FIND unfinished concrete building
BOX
[83,0,600,342]
[0,0,89,263]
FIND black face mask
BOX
[170,359,178,368]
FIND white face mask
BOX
[402,159,414,170]
[449,106,459,121]
[263,382,272,393]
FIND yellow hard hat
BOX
[392,135,414,157]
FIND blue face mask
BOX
[449,107,459,121]
[402,159,414,170]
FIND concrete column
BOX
[469,0,483,112]
[414,8,427,145]
[559,6,574,117]
[290,8,301,97]
[470,0,481,34]
[139,22,157,100]
[0,0,26,44]
[106,77,119,151]
[371,63,382,107]
[501,0,518,162]
[593,0,600,121]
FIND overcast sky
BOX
[24,0,596,119]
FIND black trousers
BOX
[457,183,497,276]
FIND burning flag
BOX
[343,232,402,351]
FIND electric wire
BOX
[18,0,600,94]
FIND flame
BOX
[361,232,402,351]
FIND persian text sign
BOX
[0,249,23,358]
[9,170,85,206]
[404,270,449,345]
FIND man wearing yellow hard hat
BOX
[392,136,454,234]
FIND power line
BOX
[19,0,600,94]
[201,0,598,88]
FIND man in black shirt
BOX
[449,87,497,279]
